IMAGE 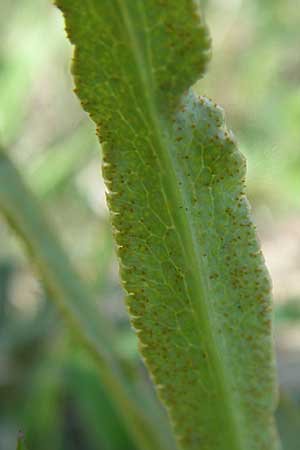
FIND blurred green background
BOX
[0,1,299,449]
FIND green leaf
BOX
[25,123,96,199]
[16,432,27,450]
[0,148,175,450]
[56,2,279,450]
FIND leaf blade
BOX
[16,432,27,450]
[56,2,280,450]
[0,148,175,450]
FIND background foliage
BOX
[0,1,299,449]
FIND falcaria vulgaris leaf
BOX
[56,1,280,450]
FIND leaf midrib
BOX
[151,115,244,450]
[88,1,244,448]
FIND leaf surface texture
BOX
[56,2,279,449]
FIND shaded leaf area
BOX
[0,149,176,450]
[56,2,279,450]
[0,148,116,365]
[16,433,27,450]
[0,269,135,450]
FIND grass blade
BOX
[0,148,175,450]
